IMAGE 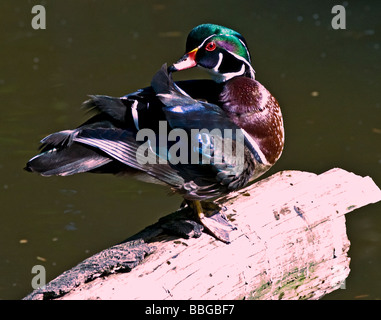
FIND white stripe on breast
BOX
[241,128,269,166]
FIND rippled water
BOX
[1,0,380,299]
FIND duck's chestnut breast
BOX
[219,77,284,165]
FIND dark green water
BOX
[0,0,380,299]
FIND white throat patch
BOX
[206,51,255,83]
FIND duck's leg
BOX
[159,203,204,240]
[192,200,236,244]
[161,200,235,243]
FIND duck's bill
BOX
[168,48,198,72]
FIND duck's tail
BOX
[24,130,112,176]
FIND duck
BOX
[25,23,284,243]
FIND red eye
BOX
[205,41,216,51]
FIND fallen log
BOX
[24,168,381,300]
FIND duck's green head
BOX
[170,24,255,82]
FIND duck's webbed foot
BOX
[159,204,204,240]
[161,218,204,240]
[162,200,235,243]
[191,200,236,244]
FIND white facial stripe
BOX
[212,52,223,72]
[237,37,251,63]
[220,64,246,82]
[197,34,217,50]
[228,50,255,79]
[208,45,255,82]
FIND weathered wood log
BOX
[24,168,381,300]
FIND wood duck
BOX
[25,24,284,243]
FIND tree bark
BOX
[24,168,381,300]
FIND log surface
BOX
[24,168,381,300]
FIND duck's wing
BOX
[25,122,188,190]
[25,65,253,198]
[24,81,169,176]
[150,64,255,199]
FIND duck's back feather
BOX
[25,65,256,200]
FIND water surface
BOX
[0,0,380,299]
